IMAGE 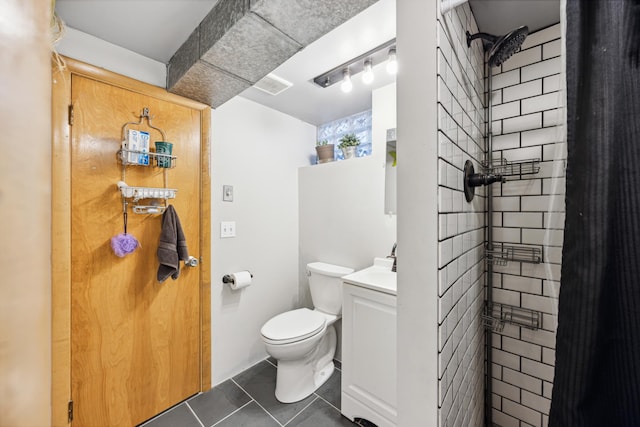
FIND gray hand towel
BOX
[157,205,189,282]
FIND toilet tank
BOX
[307,262,354,315]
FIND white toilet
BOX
[260,262,354,403]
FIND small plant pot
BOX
[341,146,357,159]
[316,144,335,163]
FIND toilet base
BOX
[274,326,337,403]
[275,359,335,403]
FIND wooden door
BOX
[69,74,202,426]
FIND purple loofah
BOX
[111,233,140,257]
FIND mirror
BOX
[384,128,397,214]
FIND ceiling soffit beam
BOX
[167,0,378,108]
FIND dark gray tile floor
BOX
[140,358,355,427]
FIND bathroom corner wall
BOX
[298,84,397,280]
[489,23,564,427]
[298,83,397,360]
[211,97,315,385]
[436,4,486,426]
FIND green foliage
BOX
[338,133,360,149]
[316,139,329,146]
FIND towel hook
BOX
[121,107,167,142]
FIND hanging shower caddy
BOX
[117,107,177,214]
[462,155,544,331]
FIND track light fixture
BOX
[312,38,397,91]
[386,47,398,75]
[341,68,353,93]
[362,59,374,84]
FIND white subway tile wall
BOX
[490,23,563,427]
[437,4,486,426]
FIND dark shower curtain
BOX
[550,1,640,426]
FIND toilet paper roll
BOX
[229,271,252,290]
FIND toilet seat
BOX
[261,308,326,345]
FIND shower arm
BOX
[466,31,499,48]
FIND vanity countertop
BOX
[342,257,397,296]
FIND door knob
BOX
[185,256,199,267]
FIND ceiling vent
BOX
[253,73,293,96]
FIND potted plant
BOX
[315,139,335,164]
[338,133,360,159]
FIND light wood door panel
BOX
[70,75,201,426]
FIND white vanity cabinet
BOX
[341,262,397,427]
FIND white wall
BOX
[397,1,440,425]
[0,2,51,425]
[55,27,166,87]
[298,83,397,290]
[210,96,315,385]
[298,83,397,360]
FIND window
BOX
[317,109,372,161]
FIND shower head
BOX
[466,26,529,68]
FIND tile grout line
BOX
[282,396,319,427]
[231,378,285,427]
[137,399,188,426]
[314,393,342,414]
[143,363,343,427]
[265,358,277,368]
[185,401,205,427]
[210,399,254,427]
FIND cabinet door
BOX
[342,284,397,423]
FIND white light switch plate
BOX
[223,185,233,202]
[220,221,236,238]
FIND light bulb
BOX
[386,47,398,75]
[341,68,353,93]
[362,59,374,85]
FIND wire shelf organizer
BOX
[482,302,541,332]
[486,242,543,266]
[119,149,177,169]
[483,158,540,180]
[116,107,177,214]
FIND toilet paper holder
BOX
[222,272,253,284]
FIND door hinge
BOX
[68,400,73,422]
[68,105,74,126]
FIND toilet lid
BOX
[261,308,326,344]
